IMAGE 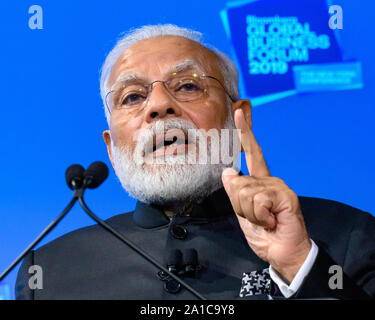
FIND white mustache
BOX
[132,118,200,161]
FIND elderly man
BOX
[16,24,375,300]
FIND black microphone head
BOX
[184,248,198,266]
[167,249,183,269]
[183,248,198,276]
[83,161,109,189]
[65,164,85,190]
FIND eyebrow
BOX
[168,59,204,74]
[111,59,205,89]
[113,73,143,86]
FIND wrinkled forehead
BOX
[107,36,223,89]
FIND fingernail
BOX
[234,109,243,117]
[222,167,239,176]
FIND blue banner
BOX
[220,0,362,105]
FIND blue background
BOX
[0,0,374,299]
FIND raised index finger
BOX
[234,109,271,177]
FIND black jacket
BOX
[15,188,375,299]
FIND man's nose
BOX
[144,82,182,123]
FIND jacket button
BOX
[164,279,181,294]
[171,225,188,240]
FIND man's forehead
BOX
[107,36,222,88]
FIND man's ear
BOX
[231,99,252,128]
[103,130,115,170]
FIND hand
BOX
[222,109,311,283]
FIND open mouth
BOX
[149,129,190,154]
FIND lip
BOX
[148,128,190,155]
[153,142,189,158]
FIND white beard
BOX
[110,114,238,207]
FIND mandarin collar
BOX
[133,187,235,229]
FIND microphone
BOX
[65,164,85,190]
[183,249,199,277]
[157,249,184,294]
[83,161,109,189]
[157,249,200,294]
[167,249,183,274]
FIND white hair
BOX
[99,24,239,124]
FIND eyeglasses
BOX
[105,71,236,114]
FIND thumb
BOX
[222,167,239,196]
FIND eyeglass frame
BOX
[104,73,237,115]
